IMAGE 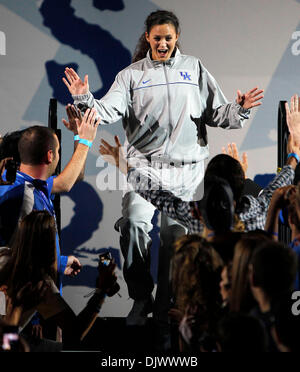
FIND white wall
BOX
[0,0,299,316]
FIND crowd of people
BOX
[0,9,299,352]
[99,93,300,352]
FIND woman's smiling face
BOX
[145,23,179,61]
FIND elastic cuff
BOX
[72,92,91,101]
[74,135,80,141]
[126,167,137,182]
[287,152,300,163]
[234,102,250,115]
[79,138,92,148]
[239,106,250,115]
[127,167,136,174]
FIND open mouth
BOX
[157,49,168,58]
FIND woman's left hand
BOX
[236,87,264,109]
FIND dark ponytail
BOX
[132,10,181,63]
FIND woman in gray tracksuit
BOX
[63,10,263,329]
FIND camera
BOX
[98,252,120,297]
[99,251,113,267]
[1,326,20,352]
[4,159,17,184]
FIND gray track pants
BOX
[117,161,204,318]
[118,191,186,319]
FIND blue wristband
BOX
[74,135,80,141]
[287,152,299,163]
[79,138,92,148]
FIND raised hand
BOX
[99,135,128,174]
[77,108,100,142]
[178,304,199,346]
[0,157,14,185]
[63,67,89,96]
[62,104,82,134]
[270,185,296,209]
[222,142,248,176]
[285,94,300,145]
[31,324,43,340]
[287,133,300,163]
[64,256,82,277]
[96,259,118,294]
[236,87,264,109]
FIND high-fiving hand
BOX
[77,108,100,142]
[236,87,264,109]
[62,104,82,135]
[285,94,300,145]
[63,67,89,96]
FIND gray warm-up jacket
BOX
[73,48,250,167]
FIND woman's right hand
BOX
[62,67,89,96]
[99,136,129,174]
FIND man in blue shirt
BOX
[0,107,99,286]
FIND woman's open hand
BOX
[63,67,89,96]
[236,87,264,109]
[99,136,129,174]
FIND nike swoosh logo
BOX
[142,79,151,84]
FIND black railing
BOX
[48,98,61,239]
[277,100,291,245]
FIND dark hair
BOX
[199,176,235,233]
[230,233,271,313]
[273,293,300,352]
[210,231,244,266]
[205,154,245,208]
[172,234,223,320]
[217,313,267,352]
[0,210,57,305]
[18,126,57,165]
[132,10,181,63]
[0,129,26,162]
[251,241,297,301]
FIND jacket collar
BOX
[147,48,180,68]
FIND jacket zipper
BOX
[163,62,172,156]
